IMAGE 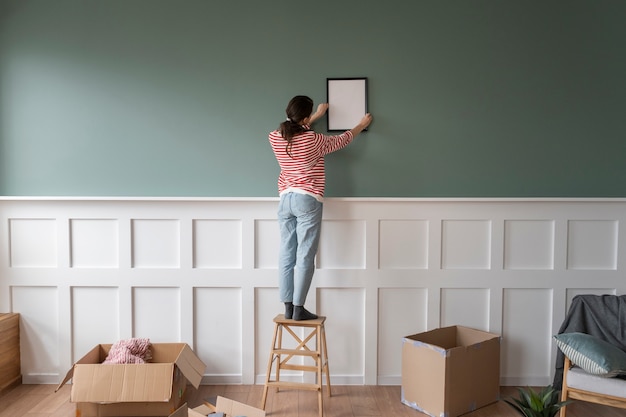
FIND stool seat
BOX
[262,314,331,417]
[273,313,325,324]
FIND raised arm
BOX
[309,103,329,124]
[349,113,373,137]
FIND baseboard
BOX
[0,375,22,396]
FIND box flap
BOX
[455,326,500,346]
[71,363,175,402]
[170,403,189,417]
[151,343,184,362]
[55,344,108,392]
[406,326,458,350]
[190,404,213,417]
[403,337,448,357]
[216,396,266,417]
[56,366,76,393]
[175,344,206,388]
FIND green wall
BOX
[1,0,625,197]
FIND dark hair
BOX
[279,95,313,157]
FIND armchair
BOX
[560,355,626,417]
[553,294,626,390]
[553,294,626,417]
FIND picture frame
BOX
[326,77,368,132]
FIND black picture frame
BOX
[326,77,368,132]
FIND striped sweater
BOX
[269,127,354,200]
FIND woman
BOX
[269,95,372,320]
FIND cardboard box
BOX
[401,326,501,417]
[57,343,206,417]
[190,397,265,417]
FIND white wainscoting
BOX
[1,197,624,387]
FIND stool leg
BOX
[318,391,323,417]
[276,324,283,392]
[321,324,331,396]
[262,321,280,410]
[316,324,323,417]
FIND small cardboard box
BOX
[401,326,501,417]
[190,396,265,417]
[57,343,206,417]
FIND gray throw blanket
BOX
[552,294,626,389]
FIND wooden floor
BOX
[1,384,626,417]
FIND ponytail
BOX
[279,119,307,157]
[279,96,314,157]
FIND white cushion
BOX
[567,366,626,398]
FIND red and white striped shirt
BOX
[269,127,354,200]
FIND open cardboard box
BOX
[188,396,265,417]
[401,325,501,417]
[56,343,206,417]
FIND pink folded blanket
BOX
[103,338,152,364]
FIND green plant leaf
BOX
[504,386,570,417]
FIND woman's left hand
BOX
[309,103,329,123]
[315,103,329,116]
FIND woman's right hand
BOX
[359,113,373,129]
[350,113,373,137]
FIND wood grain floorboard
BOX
[2,384,626,417]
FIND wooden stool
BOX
[261,314,331,417]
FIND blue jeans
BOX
[277,192,323,306]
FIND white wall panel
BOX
[11,286,59,383]
[502,288,553,385]
[132,219,180,268]
[133,287,180,341]
[254,220,279,269]
[1,197,626,386]
[504,220,554,270]
[318,220,366,269]
[567,220,618,270]
[194,220,242,269]
[72,287,119,360]
[9,219,58,267]
[194,287,242,384]
[441,220,491,269]
[70,219,119,268]
[379,220,428,269]
[377,288,427,384]
[440,288,490,331]
[318,288,365,384]
[255,287,281,383]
